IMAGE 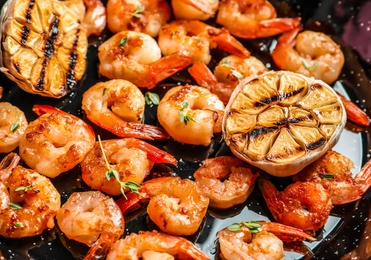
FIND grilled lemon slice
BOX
[0,0,88,98]
[223,71,346,177]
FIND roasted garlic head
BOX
[0,0,88,98]
[223,71,346,177]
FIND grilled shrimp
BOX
[293,150,371,205]
[80,138,177,196]
[98,30,192,89]
[171,0,219,21]
[272,28,345,85]
[106,0,171,37]
[0,153,60,238]
[61,0,106,37]
[81,79,169,140]
[117,176,210,236]
[0,0,88,98]
[188,55,268,103]
[194,156,259,209]
[259,179,333,231]
[157,85,225,146]
[218,221,315,260]
[157,20,250,65]
[216,0,301,39]
[106,230,210,260]
[0,102,28,153]
[56,191,124,260]
[19,105,95,178]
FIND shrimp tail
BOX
[0,153,21,183]
[83,232,118,260]
[188,61,232,104]
[116,191,149,215]
[210,28,250,58]
[337,93,370,126]
[260,221,316,242]
[188,61,216,89]
[255,17,301,39]
[277,26,302,45]
[88,111,169,140]
[258,179,285,220]
[124,138,177,165]
[147,50,193,89]
[33,104,69,117]
[356,158,371,195]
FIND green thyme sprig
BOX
[10,121,20,132]
[221,59,243,79]
[98,135,140,199]
[131,6,145,18]
[302,60,319,72]
[9,202,22,210]
[145,92,160,106]
[178,101,195,125]
[320,173,334,180]
[15,185,40,197]
[228,221,262,233]
[118,37,129,47]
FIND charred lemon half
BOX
[223,71,346,177]
[0,0,88,98]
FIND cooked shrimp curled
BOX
[0,153,61,238]
[106,0,171,37]
[106,230,210,260]
[157,85,225,146]
[82,79,169,141]
[117,176,210,236]
[272,28,345,85]
[80,138,177,196]
[194,156,259,209]
[0,102,28,153]
[19,105,95,178]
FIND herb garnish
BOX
[9,202,22,210]
[178,101,195,125]
[302,60,319,72]
[145,92,160,106]
[10,121,19,132]
[131,6,145,18]
[221,59,243,79]
[98,135,140,198]
[320,173,334,180]
[118,37,129,47]
[228,221,262,233]
[15,185,40,197]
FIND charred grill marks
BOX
[279,87,305,100]
[250,126,279,139]
[44,18,59,59]
[25,0,36,24]
[21,26,30,46]
[66,28,81,91]
[306,138,326,150]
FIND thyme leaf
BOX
[178,101,195,125]
[118,37,129,47]
[222,59,243,79]
[10,121,20,132]
[228,221,262,233]
[145,92,160,106]
[320,173,334,180]
[98,135,140,199]
[131,6,145,18]
[9,202,22,210]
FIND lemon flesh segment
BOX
[223,71,346,177]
